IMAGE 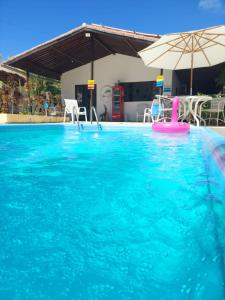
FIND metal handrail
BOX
[73,109,81,130]
[90,106,102,130]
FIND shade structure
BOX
[0,65,26,85]
[139,25,225,95]
[5,24,159,80]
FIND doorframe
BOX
[75,84,97,117]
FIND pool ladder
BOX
[78,106,102,131]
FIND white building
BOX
[6,23,175,121]
[61,53,173,121]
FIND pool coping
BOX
[0,121,224,130]
[0,121,151,127]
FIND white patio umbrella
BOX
[139,25,225,95]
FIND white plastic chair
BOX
[160,96,173,121]
[199,98,225,126]
[143,99,164,123]
[143,107,151,123]
[64,99,87,123]
[136,103,150,122]
[49,106,56,116]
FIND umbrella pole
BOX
[190,67,193,96]
[90,34,94,123]
[190,49,194,96]
[160,68,163,95]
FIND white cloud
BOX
[198,0,225,12]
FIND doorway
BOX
[75,84,97,119]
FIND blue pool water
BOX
[0,124,224,300]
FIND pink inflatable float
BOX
[152,96,190,134]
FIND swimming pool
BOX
[0,124,224,300]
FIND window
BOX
[120,81,158,102]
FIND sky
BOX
[0,0,225,61]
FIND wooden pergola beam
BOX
[51,46,84,65]
[25,60,61,79]
[123,38,139,57]
[93,35,115,55]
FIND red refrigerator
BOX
[112,85,124,121]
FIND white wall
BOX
[61,54,173,121]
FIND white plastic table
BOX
[178,95,212,126]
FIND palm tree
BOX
[30,75,60,97]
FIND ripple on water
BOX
[0,125,224,300]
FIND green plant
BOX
[29,75,61,97]
[197,92,206,96]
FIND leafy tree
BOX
[29,75,60,97]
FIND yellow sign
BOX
[156,75,164,82]
[88,79,95,90]
[88,80,95,85]
[87,79,95,90]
